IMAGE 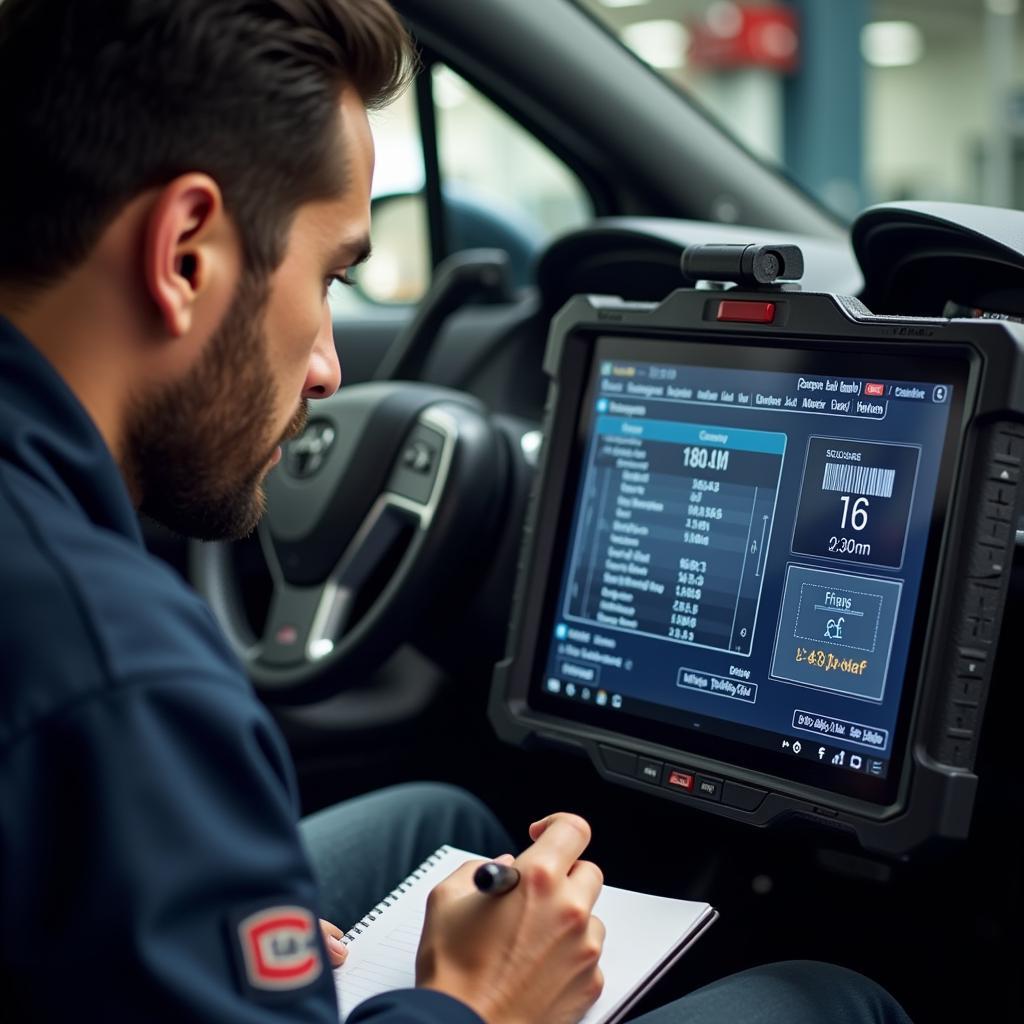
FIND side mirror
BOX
[356,194,431,305]
[355,188,542,305]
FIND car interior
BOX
[142,1,1023,1018]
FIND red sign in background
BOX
[689,4,800,74]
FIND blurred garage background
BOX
[341,0,1024,304]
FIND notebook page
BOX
[580,883,712,1024]
[334,846,713,1024]
[334,846,473,1020]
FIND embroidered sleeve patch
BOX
[235,905,323,993]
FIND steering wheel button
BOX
[275,625,299,646]
[402,441,435,473]
[390,425,446,505]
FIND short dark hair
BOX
[0,0,413,287]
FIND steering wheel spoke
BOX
[257,500,418,667]
[258,578,345,666]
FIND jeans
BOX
[299,783,912,1024]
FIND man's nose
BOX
[302,309,342,399]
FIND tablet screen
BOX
[530,336,966,803]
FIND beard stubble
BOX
[126,270,308,541]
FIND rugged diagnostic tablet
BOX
[490,274,1024,856]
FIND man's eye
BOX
[325,273,355,294]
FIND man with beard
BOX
[0,2,914,1023]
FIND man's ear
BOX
[143,173,232,338]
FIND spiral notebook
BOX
[333,845,717,1023]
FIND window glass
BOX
[332,63,592,311]
[578,0,1024,220]
[433,65,592,243]
[329,89,426,313]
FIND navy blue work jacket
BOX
[0,317,480,1024]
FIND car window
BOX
[433,65,592,246]
[332,63,592,311]
[578,0,1024,220]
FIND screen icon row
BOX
[780,737,886,776]
[546,677,623,709]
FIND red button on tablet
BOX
[716,300,776,324]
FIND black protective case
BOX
[489,287,1024,856]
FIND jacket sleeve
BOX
[1,668,487,1024]
[0,671,340,1022]
[350,989,485,1024]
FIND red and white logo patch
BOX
[236,905,323,992]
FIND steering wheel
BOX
[191,381,505,704]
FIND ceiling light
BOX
[621,19,689,70]
[860,21,924,68]
[599,0,650,8]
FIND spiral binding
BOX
[342,845,454,945]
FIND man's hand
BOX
[416,812,605,1024]
[320,918,348,968]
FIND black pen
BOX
[473,861,521,895]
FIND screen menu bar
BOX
[599,361,951,421]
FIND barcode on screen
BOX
[821,462,895,498]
